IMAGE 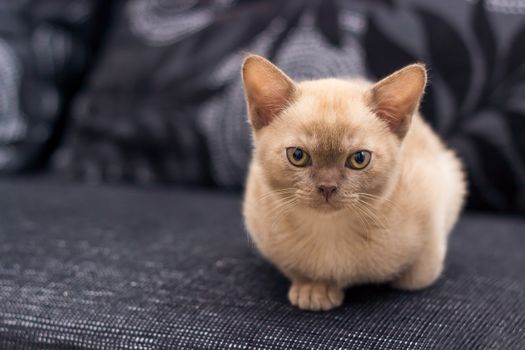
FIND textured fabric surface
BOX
[53,0,525,213]
[0,178,523,349]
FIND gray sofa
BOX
[0,177,523,349]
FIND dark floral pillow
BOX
[0,0,110,173]
[56,0,525,213]
[363,0,525,213]
[55,0,366,186]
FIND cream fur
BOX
[242,56,467,311]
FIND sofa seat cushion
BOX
[0,178,523,349]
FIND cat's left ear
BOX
[368,64,427,139]
[242,55,297,130]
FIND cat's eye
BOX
[346,150,371,170]
[286,147,311,167]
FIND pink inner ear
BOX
[372,99,413,138]
[373,96,404,129]
[242,55,296,130]
[252,86,292,128]
[369,64,426,138]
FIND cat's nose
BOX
[318,184,337,200]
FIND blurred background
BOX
[0,0,524,214]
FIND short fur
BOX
[242,55,466,311]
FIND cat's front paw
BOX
[288,281,343,311]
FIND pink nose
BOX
[318,184,337,200]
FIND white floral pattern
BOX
[198,10,366,186]
[0,38,26,167]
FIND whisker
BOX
[256,188,297,202]
[269,198,299,231]
[352,192,402,212]
[355,199,390,232]
[349,204,373,242]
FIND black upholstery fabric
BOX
[0,178,523,349]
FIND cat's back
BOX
[397,113,466,231]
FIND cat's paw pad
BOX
[288,282,343,311]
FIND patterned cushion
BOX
[0,0,110,173]
[55,0,525,213]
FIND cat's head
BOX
[242,55,426,212]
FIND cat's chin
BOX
[309,201,345,214]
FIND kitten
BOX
[242,55,466,311]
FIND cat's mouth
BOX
[313,198,344,212]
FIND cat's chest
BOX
[270,211,410,283]
[288,210,365,246]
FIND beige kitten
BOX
[242,55,466,311]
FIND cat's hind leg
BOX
[391,225,447,290]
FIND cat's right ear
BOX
[242,55,296,130]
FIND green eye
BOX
[286,147,311,167]
[346,150,371,170]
